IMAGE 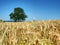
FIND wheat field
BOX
[0,20,60,45]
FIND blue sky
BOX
[0,0,60,21]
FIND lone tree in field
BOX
[9,7,27,22]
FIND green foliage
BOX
[0,19,3,22]
[9,7,27,22]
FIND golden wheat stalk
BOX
[0,27,8,45]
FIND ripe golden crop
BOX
[0,20,60,45]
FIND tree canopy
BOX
[9,7,27,22]
[0,19,3,22]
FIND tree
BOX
[0,19,3,22]
[9,7,27,22]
